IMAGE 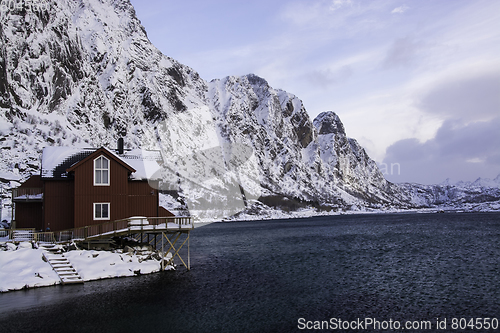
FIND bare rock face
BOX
[314,111,346,135]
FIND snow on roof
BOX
[41,146,162,180]
[41,147,95,178]
[119,149,162,181]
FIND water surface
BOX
[1,212,499,332]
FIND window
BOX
[94,156,109,186]
[94,203,110,220]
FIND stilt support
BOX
[161,231,190,270]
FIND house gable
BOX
[42,146,161,181]
[66,147,135,176]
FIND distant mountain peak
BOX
[245,74,269,87]
[313,111,346,136]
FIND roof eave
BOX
[65,147,136,174]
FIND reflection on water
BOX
[1,212,499,332]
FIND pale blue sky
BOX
[130,0,500,184]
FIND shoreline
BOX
[193,203,500,224]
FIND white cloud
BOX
[278,0,383,33]
[330,0,352,11]
[305,65,353,88]
[417,70,500,122]
[466,158,484,164]
[279,1,326,27]
[382,36,425,69]
[391,5,409,14]
[383,118,500,184]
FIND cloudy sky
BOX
[129,0,500,185]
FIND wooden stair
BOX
[40,243,84,285]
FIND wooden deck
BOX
[57,216,194,270]
[8,216,194,270]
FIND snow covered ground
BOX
[0,241,173,293]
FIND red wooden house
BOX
[13,145,172,232]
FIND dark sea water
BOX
[0,212,499,332]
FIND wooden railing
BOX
[34,232,56,243]
[8,229,54,242]
[12,188,43,201]
[6,217,193,243]
[53,216,194,242]
[10,228,35,241]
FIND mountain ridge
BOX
[0,0,499,222]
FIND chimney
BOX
[117,138,124,154]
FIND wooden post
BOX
[164,232,188,268]
[188,232,190,270]
[140,220,144,243]
[161,231,164,271]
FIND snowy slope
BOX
[0,0,498,221]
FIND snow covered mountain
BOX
[0,0,498,221]
[397,175,500,211]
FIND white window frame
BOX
[94,155,110,186]
[93,202,110,220]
